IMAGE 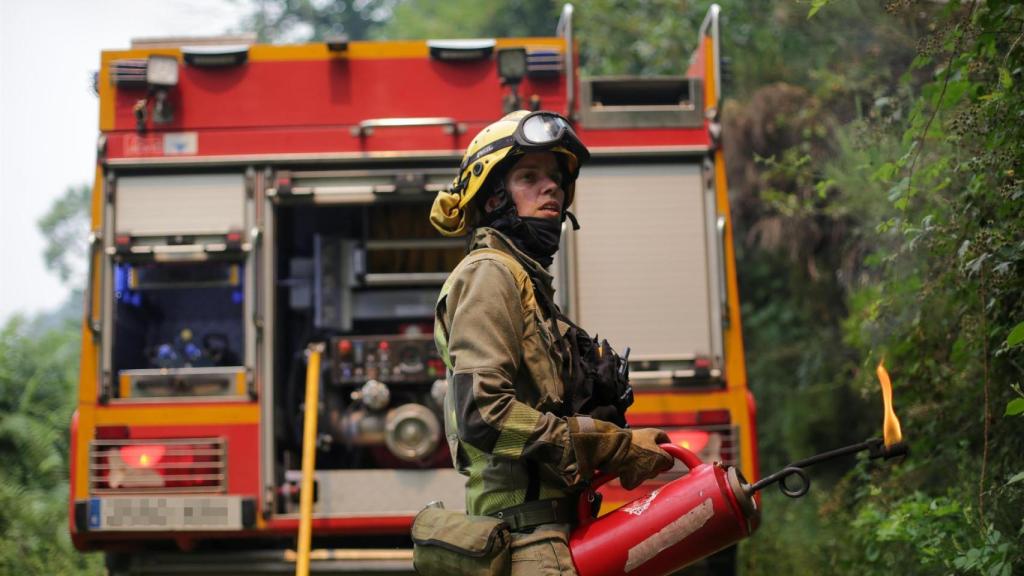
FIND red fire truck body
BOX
[70,5,757,573]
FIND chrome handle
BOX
[716,215,729,327]
[557,4,575,118]
[86,231,103,334]
[362,272,450,287]
[350,117,465,137]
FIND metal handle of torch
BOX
[748,438,909,498]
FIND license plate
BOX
[88,496,243,531]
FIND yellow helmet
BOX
[430,110,589,237]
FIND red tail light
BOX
[666,429,711,454]
[662,412,736,467]
[90,439,226,493]
[119,444,166,468]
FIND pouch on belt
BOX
[412,503,511,576]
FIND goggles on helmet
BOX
[513,111,590,163]
[458,111,590,175]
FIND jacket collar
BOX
[470,227,555,295]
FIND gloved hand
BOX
[568,417,674,490]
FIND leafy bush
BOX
[0,316,102,574]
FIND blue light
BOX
[114,265,129,294]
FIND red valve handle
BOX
[577,443,704,526]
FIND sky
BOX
[0,0,251,323]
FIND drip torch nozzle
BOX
[868,439,909,461]
[749,437,909,499]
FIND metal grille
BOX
[711,424,740,468]
[110,59,148,87]
[658,424,740,483]
[89,438,227,495]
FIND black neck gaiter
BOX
[488,211,562,268]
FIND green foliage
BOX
[853,493,966,571]
[0,315,102,574]
[37,183,90,285]
[840,492,1017,576]
[808,0,830,20]
[739,0,1024,573]
[737,488,839,575]
[378,0,559,39]
[573,0,703,76]
[379,0,707,74]
[3,170,97,570]
[235,0,400,42]
[1007,321,1024,348]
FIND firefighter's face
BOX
[492,152,565,219]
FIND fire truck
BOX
[70,4,757,574]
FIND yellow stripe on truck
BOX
[87,403,260,426]
[631,390,745,414]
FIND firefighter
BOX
[430,111,674,575]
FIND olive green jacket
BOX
[434,227,580,516]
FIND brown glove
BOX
[567,417,674,490]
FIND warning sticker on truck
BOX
[123,132,198,156]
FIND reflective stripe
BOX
[493,403,540,459]
[463,442,525,515]
[434,318,451,369]
[462,442,488,509]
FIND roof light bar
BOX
[427,39,495,61]
[183,44,249,67]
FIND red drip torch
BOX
[569,439,908,576]
[570,444,756,576]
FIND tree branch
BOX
[978,264,990,531]
[908,0,978,179]
[1003,27,1024,68]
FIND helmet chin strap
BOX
[564,210,580,231]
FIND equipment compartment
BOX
[111,260,246,399]
[273,185,462,479]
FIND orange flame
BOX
[876,361,903,448]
